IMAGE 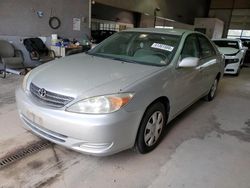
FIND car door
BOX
[172,34,203,115]
[197,34,218,94]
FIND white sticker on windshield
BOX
[151,43,174,52]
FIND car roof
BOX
[212,38,241,42]
[123,28,192,36]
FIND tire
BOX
[204,78,218,101]
[235,67,240,76]
[136,102,167,154]
[240,59,244,68]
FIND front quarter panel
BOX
[123,65,176,121]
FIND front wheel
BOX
[135,102,167,154]
[204,78,218,101]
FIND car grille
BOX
[30,82,74,108]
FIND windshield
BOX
[88,32,180,66]
[239,39,250,48]
[214,40,239,49]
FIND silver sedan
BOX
[16,28,224,156]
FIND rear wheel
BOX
[204,78,218,101]
[136,102,167,154]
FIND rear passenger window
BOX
[198,35,216,58]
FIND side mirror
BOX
[178,57,199,68]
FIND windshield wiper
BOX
[86,52,110,59]
[87,52,135,63]
[118,58,140,64]
[87,53,165,67]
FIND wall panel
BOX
[95,0,210,24]
[0,0,90,38]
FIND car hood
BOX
[30,53,161,98]
[217,47,239,55]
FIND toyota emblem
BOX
[38,88,47,98]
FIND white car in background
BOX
[213,39,246,76]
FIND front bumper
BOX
[224,58,240,74]
[15,87,143,156]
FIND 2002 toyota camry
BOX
[16,28,224,156]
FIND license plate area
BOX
[26,110,43,126]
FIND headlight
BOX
[66,93,134,114]
[227,58,239,64]
[22,71,31,91]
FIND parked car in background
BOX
[91,30,117,44]
[239,38,250,48]
[213,38,246,75]
[238,38,250,66]
[16,28,224,156]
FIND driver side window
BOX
[181,35,200,59]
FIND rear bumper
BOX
[15,87,143,156]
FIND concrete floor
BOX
[0,68,250,188]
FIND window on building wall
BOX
[91,18,134,34]
[100,23,131,31]
[100,23,104,30]
[110,24,115,31]
[242,30,250,37]
[227,29,250,38]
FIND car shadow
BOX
[162,99,205,140]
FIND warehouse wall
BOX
[209,0,250,37]
[94,0,210,25]
[0,0,90,67]
[0,0,90,38]
[210,0,250,9]
[140,14,193,30]
[92,3,135,25]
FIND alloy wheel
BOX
[144,111,164,146]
